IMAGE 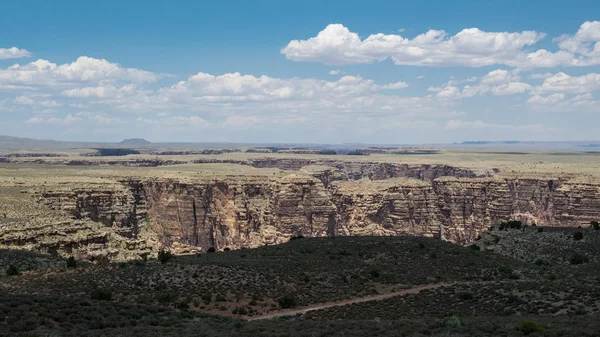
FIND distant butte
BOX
[119,138,152,146]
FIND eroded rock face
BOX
[2,160,600,260]
[332,176,600,244]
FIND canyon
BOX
[1,154,600,261]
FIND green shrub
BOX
[418,242,425,249]
[592,221,600,230]
[66,256,77,269]
[177,300,189,310]
[232,306,248,315]
[369,268,381,279]
[457,292,474,300]
[207,247,216,253]
[278,294,297,309]
[201,293,212,303]
[570,253,589,265]
[469,244,481,251]
[6,265,19,276]
[289,235,305,241]
[537,227,544,233]
[518,320,544,335]
[157,249,174,263]
[443,315,464,328]
[499,220,522,230]
[573,231,584,241]
[156,292,177,304]
[90,288,112,301]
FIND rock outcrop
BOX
[2,159,600,260]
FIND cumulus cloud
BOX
[536,72,600,93]
[282,24,544,67]
[527,93,565,105]
[158,72,410,113]
[0,47,30,60]
[0,57,162,86]
[490,82,532,95]
[328,69,340,75]
[282,21,600,68]
[481,69,520,84]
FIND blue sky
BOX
[1,0,600,143]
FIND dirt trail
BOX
[248,282,452,321]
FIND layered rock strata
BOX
[1,162,600,260]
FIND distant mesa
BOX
[461,141,491,145]
[119,138,151,146]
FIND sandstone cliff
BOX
[1,160,600,260]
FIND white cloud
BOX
[555,21,600,55]
[282,22,600,68]
[25,114,78,125]
[40,100,62,107]
[490,82,532,95]
[416,75,425,79]
[282,23,545,67]
[25,117,44,124]
[0,57,162,86]
[14,95,34,105]
[380,81,409,89]
[0,47,30,60]
[527,93,565,105]
[537,72,600,93]
[530,72,554,79]
[481,69,520,84]
[328,69,340,75]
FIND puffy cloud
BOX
[555,21,600,54]
[0,47,30,60]
[158,72,411,113]
[282,22,600,68]
[0,57,161,86]
[14,95,34,105]
[282,24,544,67]
[380,81,409,89]
[61,84,138,98]
[480,69,520,84]
[328,69,340,75]
[527,93,565,105]
[490,82,531,95]
[537,72,600,93]
[530,72,554,79]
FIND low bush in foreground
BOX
[518,320,544,335]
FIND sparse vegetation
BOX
[277,294,298,309]
[570,253,589,265]
[90,287,113,301]
[6,264,19,276]
[518,320,544,335]
[443,315,464,328]
[158,249,174,264]
[66,256,77,269]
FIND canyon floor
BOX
[1,146,600,335]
